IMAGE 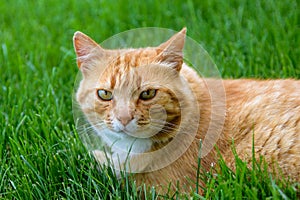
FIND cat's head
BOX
[73,28,191,146]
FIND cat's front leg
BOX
[92,150,111,164]
[92,150,127,178]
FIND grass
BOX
[200,143,299,199]
[0,0,299,199]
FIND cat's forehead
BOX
[99,48,161,88]
[112,67,142,92]
[112,48,160,68]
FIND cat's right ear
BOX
[73,31,104,68]
[156,28,186,71]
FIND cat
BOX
[73,28,300,195]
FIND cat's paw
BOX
[92,150,124,178]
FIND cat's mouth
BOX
[117,129,151,139]
[113,126,160,139]
[109,117,166,139]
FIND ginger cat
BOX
[73,28,300,194]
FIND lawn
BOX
[0,0,299,199]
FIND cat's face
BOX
[74,29,186,142]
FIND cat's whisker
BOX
[76,120,105,127]
[148,125,179,136]
[153,123,179,131]
[150,118,178,125]
[76,122,107,133]
[149,123,177,131]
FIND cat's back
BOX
[224,79,299,103]
[224,79,300,131]
[223,79,300,181]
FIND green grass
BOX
[1,0,299,199]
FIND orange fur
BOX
[73,29,300,195]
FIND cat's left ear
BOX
[73,31,104,68]
[156,28,186,71]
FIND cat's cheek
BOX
[133,124,162,138]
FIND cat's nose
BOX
[116,110,133,126]
[117,115,133,126]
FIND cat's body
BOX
[137,69,300,192]
[73,28,300,194]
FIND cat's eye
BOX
[97,89,113,101]
[140,89,157,100]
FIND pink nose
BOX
[117,116,133,126]
[116,110,133,126]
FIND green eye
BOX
[140,89,157,100]
[97,89,113,101]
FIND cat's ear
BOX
[156,28,186,71]
[73,31,104,68]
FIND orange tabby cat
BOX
[73,28,300,194]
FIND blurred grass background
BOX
[0,0,299,199]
